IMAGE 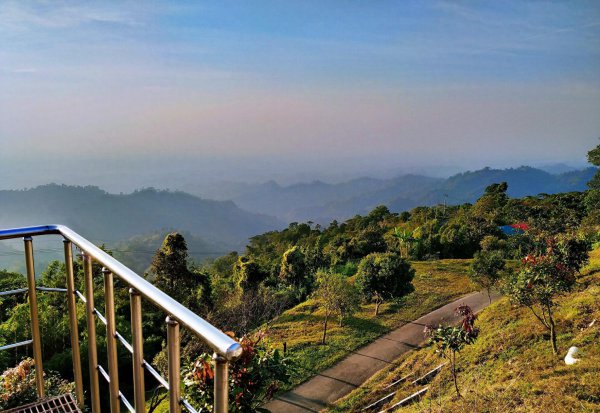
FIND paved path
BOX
[265,291,499,412]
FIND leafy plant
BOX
[184,332,291,412]
[505,235,589,355]
[356,252,415,316]
[425,304,478,398]
[469,250,506,304]
[392,228,415,259]
[314,271,360,344]
[0,358,74,410]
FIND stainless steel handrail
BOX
[0,224,242,361]
[0,224,241,413]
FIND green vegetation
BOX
[314,271,359,344]
[0,144,597,411]
[330,248,600,412]
[182,333,291,413]
[469,250,506,304]
[262,259,475,389]
[0,358,74,410]
[505,235,589,355]
[425,304,479,397]
[356,252,415,316]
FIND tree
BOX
[356,252,415,316]
[314,271,359,344]
[425,304,478,398]
[584,143,600,225]
[469,250,506,304]
[587,142,600,189]
[392,228,415,259]
[439,221,479,258]
[233,256,265,292]
[0,270,26,316]
[347,227,387,259]
[471,182,509,226]
[279,246,307,288]
[505,235,589,355]
[148,232,212,314]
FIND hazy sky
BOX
[1,1,599,188]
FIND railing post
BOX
[64,240,84,405]
[166,316,181,413]
[23,237,44,398]
[129,288,145,413]
[103,267,121,413]
[213,353,229,413]
[83,253,101,413]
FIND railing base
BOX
[2,393,82,413]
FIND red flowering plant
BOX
[424,304,479,398]
[505,234,589,355]
[183,331,290,412]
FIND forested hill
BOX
[185,166,597,223]
[0,184,282,247]
[424,166,597,203]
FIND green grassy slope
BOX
[263,259,476,389]
[331,248,600,412]
[149,259,476,412]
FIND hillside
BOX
[420,166,597,205]
[331,248,600,412]
[0,184,280,245]
[263,259,476,389]
[185,166,597,223]
[0,184,281,272]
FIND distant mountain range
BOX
[0,184,282,272]
[0,184,285,274]
[184,166,597,224]
[0,165,595,273]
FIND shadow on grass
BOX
[343,315,388,336]
[275,312,323,324]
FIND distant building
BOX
[499,223,529,236]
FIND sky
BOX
[1,1,599,190]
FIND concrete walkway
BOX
[265,291,498,412]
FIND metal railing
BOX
[0,225,243,413]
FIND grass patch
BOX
[263,259,476,389]
[331,248,600,412]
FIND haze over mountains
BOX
[0,164,595,273]
[184,166,597,224]
[0,185,280,272]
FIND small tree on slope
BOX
[356,252,415,316]
[425,304,479,398]
[505,234,588,355]
[469,250,506,304]
[314,271,359,344]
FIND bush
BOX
[183,332,291,412]
[505,235,589,355]
[356,252,415,316]
[425,304,478,397]
[0,358,74,410]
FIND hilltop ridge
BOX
[183,166,597,223]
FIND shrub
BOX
[505,235,589,355]
[425,304,478,398]
[0,358,74,410]
[183,332,290,412]
[356,252,415,316]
